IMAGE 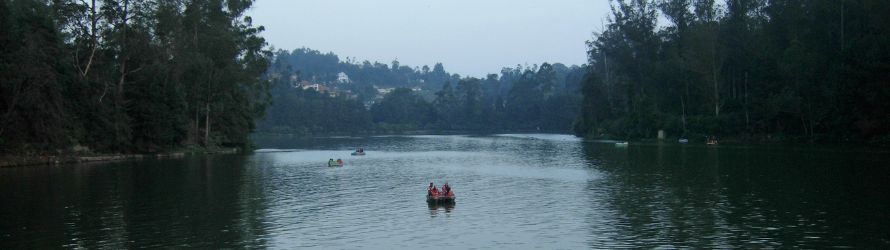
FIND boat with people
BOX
[328,158,344,167]
[351,148,366,156]
[426,182,455,204]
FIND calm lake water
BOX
[1,134,888,248]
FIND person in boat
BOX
[336,158,343,165]
[328,158,335,165]
[428,182,439,196]
[442,182,452,196]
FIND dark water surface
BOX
[2,134,888,248]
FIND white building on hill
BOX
[337,72,351,84]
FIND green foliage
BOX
[576,0,890,143]
[1,0,73,152]
[269,48,462,102]
[260,48,586,134]
[0,0,270,154]
[371,88,436,128]
[257,76,372,135]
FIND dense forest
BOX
[258,48,587,135]
[0,0,269,154]
[7,0,886,156]
[574,0,890,143]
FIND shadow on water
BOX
[581,141,890,248]
[0,154,271,249]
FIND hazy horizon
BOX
[247,0,612,77]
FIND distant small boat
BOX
[328,161,343,167]
[351,151,365,156]
[615,142,628,147]
[678,138,689,144]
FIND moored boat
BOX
[351,151,365,156]
[615,141,628,147]
[678,138,689,144]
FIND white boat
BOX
[615,142,628,147]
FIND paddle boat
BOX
[427,192,455,204]
[427,183,456,204]
[328,159,344,167]
[351,148,366,156]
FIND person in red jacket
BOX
[428,182,439,196]
[442,183,452,197]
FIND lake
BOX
[1,134,888,248]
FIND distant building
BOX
[337,72,351,84]
[299,81,318,91]
[377,87,395,95]
[299,81,330,93]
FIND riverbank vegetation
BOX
[257,49,586,135]
[574,0,890,143]
[6,0,889,157]
[0,0,270,154]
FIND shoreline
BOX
[252,129,569,138]
[0,148,240,168]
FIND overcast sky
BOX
[248,0,613,77]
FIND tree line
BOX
[257,77,371,135]
[1,0,269,154]
[574,0,890,143]
[268,48,463,101]
[370,63,585,133]
[259,49,587,135]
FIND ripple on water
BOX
[2,134,887,248]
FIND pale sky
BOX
[247,0,613,77]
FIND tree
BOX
[576,0,890,143]
[371,88,435,130]
[1,0,271,154]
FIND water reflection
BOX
[428,203,455,217]
[0,155,271,248]
[1,135,888,248]
[581,141,890,248]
